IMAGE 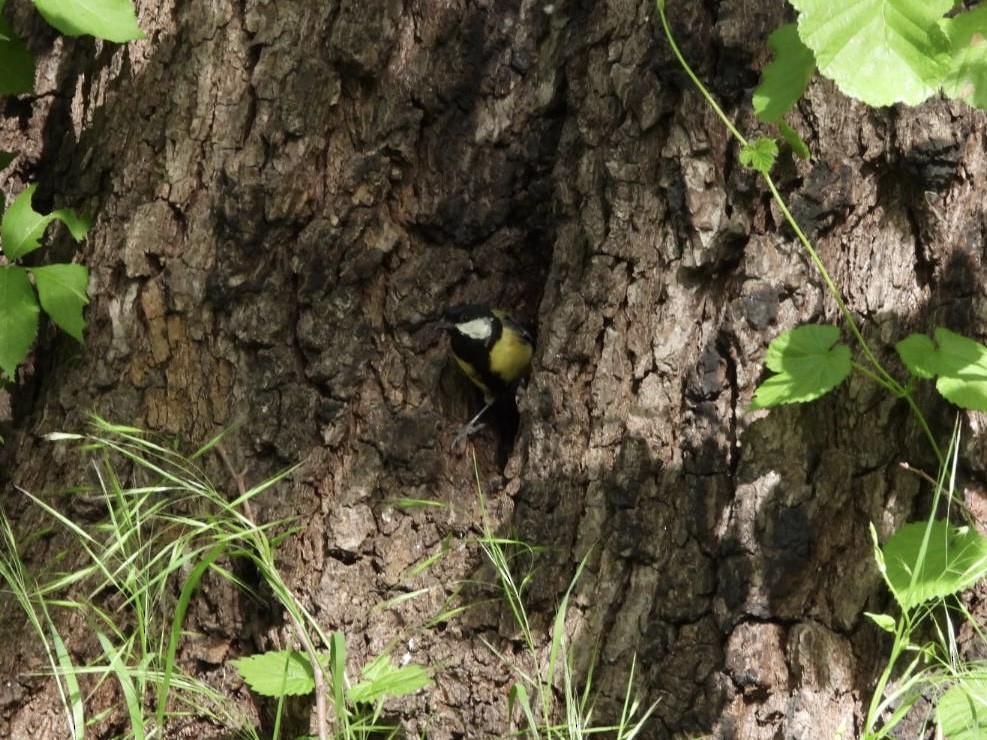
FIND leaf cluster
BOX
[0,185,90,378]
[0,0,143,89]
[756,1,987,122]
[0,0,142,381]
[753,325,987,416]
[232,643,431,738]
[739,1,987,175]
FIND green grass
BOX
[0,417,658,737]
[469,457,658,738]
[2,417,329,738]
[862,423,987,738]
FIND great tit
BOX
[439,304,534,446]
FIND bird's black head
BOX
[440,304,491,329]
[439,304,500,355]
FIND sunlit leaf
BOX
[864,612,896,633]
[896,333,939,380]
[790,0,952,106]
[881,520,987,610]
[938,677,987,739]
[349,655,431,704]
[896,329,987,409]
[231,651,318,698]
[750,324,851,408]
[34,0,144,43]
[739,137,779,174]
[941,5,987,110]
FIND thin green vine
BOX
[656,0,943,464]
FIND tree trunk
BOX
[1,0,984,737]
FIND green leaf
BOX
[937,677,987,739]
[896,333,939,379]
[881,520,987,610]
[863,612,896,633]
[0,185,90,260]
[932,328,987,411]
[0,11,34,95]
[750,324,851,409]
[51,206,90,241]
[896,329,987,409]
[738,137,779,174]
[508,683,538,732]
[789,0,953,106]
[33,0,144,43]
[779,120,810,159]
[231,651,320,698]
[0,151,14,171]
[29,264,89,342]
[753,24,816,124]
[348,655,431,705]
[330,632,346,723]
[941,4,987,110]
[0,266,40,379]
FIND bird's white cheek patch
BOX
[457,317,494,340]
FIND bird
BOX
[439,304,534,447]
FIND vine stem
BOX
[656,0,943,466]
[656,0,748,148]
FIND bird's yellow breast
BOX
[489,328,533,385]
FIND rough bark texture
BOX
[2,0,986,737]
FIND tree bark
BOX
[2,0,985,737]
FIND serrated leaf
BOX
[739,137,779,174]
[790,0,953,106]
[753,24,816,124]
[937,677,987,739]
[34,0,144,43]
[896,333,939,379]
[29,264,89,341]
[881,520,987,610]
[348,655,431,704]
[0,12,34,95]
[941,5,987,110]
[0,185,90,260]
[750,324,851,409]
[895,329,987,409]
[0,266,40,379]
[932,328,987,411]
[231,651,319,698]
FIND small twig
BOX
[285,605,329,740]
[899,460,979,525]
[215,442,255,522]
[898,461,938,489]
